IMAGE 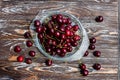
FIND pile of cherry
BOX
[35,14,81,57]
[13,14,103,76]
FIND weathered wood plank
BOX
[0,0,118,80]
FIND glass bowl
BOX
[30,11,89,62]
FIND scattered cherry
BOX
[79,63,86,70]
[95,16,103,22]
[45,59,53,66]
[14,45,21,52]
[24,32,31,38]
[93,51,101,57]
[93,63,101,70]
[25,58,32,64]
[84,51,89,57]
[17,55,24,62]
[81,70,89,76]
[89,44,95,50]
[29,51,36,57]
[89,37,96,44]
[26,40,33,47]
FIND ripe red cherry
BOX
[73,35,81,41]
[52,15,57,21]
[56,48,61,54]
[59,25,65,32]
[61,48,67,53]
[71,41,78,47]
[93,63,101,70]
[34,20,41,27]
[89,44,95,50]
[58,52,66,57]
[29,51,36,57]
[66,18,71,24]
[14,45,21,52]
[17,55,24,62]
[62,18,67,24]
[45,47,52,53]
[95,16,103,22]
[24,32,31,38]
[26,40,33,47]
[65,30,71,36]
[72,25,79,31]
[61,34,66,40]
[45,59,53,66]
[36,27,43,33]
[38,33,43,39]
[57,14,63,19]
[79,63,86,70]
[90,37,96,44]
[81,70,89,76]
[84,51,89,57]
[25,58,32,64]
[67,46,72,52]
[54,31,60,37]
[93,51,101,57]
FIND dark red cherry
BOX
[38,33,43,39]
[57,14,63,19]
[56,48,61,54]
[93,63,101,70]
[61,34,66,40]
[61,48,67,53]
[54,31,60,37]
[65,30,71,36]
[66,18,71,24]
[25,58,32,64]
[72,25,79,31]
[36,27,43,33]
[58,52,66,57]
[24,32,31,38]
[17,55,24,62]
[73,35,81,41]
[14,45,21,52]
[62,18,67,24]
[93,51,101,57]
[67,46,72,52]
[89,37,96,44]
[81,70,89,76]
[84,51,89,57]
[52,40,57,46]
[71,41,78,47]
[26,40,33,47]
[52,15,57,21]
[79,63,86,70]
[34,20,41,27]
[45,47,52,53]
[45,59,53,66]
[95,16,103,22]
[29,51,36,57]
[89,44,95,50]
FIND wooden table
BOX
[0,0,118,80]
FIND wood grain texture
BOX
[0,0,118,80]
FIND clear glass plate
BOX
[30,11,89,62]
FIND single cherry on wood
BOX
[79,63,86,70]
[29,51,36,57]
[93,51,101,57]
[24,32,31,38]
[45,59,53,66]
[84,51,89,57]
[93,63,101,70]
[95,16,103,22]
[17,55,24,62]
[25,58,32,64]
[14,45,21,53]
[89,44,95,50]
[26,40,33,47]
[89,37,96,44]
[80,70,89,76]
